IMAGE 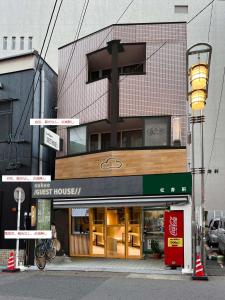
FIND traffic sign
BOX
[14,187,25,203]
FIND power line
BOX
[57,0,90,97]
[207,1,214,42]
[57,0,135,103]
[18,0,64,136]
[57,0,212,110]
[187,0,215,24]
[205,67,225,184]
[55,0,215,133]
[14,0,59,138]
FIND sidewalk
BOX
[29,256,182,275]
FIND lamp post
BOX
[187,43,212,277]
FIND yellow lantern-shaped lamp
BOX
[189,64,208,90]
[189,89,206,111]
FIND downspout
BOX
[39,68,45,175]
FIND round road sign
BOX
[14,187,25,203]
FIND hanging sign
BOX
[41,128,60,151]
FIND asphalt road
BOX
[0,271,225,300]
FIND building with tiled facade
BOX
[32,22,192,273]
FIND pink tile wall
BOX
[57,23,187,156]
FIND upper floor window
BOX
[144,117,171,147]
[3,37,7,50]
[20,36,24,50]
[28,36,33,50]
[87,43,146,83]
[68,125,87,154]
[68,117,177,155]
[11,37,16,50]
[0,102,12,141]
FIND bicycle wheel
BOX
[46,241,56,260]
[35,256,46,270]
[35,243,45,258]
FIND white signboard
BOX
[2,175,51,182]
[30,118,79,126]
[43,128,60,151]
[4,230,52,239]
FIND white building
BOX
[1,0,225,218]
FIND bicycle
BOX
[35,239,56,270]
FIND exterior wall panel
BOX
[55,149,187,179]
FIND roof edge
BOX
[58,21,187,50]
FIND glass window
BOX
[121,130,143,148]
[72,216,89,234]
[93,208,104,224]
[0,102,11,141]
[120,64,144,75]
[11,37,16,50]
[20,37,24,50]
[69,126,87,154]
[28,37,33,50]
[144,117,170,147]
[3,37,7,50]
[172,117,181,146]
[102,69,111,78]
[213,220,219,229]
[90,134,99,151]
[89,70,99,82]
[101,133,111,150]
[107,208,125,225]
[128,207,141,224]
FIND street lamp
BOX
[187,43,212,279]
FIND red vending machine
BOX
[164,210,184,267]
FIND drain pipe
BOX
[39,68,45,175]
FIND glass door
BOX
[90,208,105,256]
[106,208,125,258]
[127,207,141,258]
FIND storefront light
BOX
[189,64,208,90]
[189,89,206,111]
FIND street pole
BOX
[16,188,21,269]
[200,110,206,270]
[191,115,196,272]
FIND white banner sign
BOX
[4,230,52,239]
[2,175,51,182]
[43,128,60,151]
[30,119,79,126]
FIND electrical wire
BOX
[207,1,214,42]
[57,0,135,103]
[56,41,167,132]
[13,0,59,139]
[57,0,213,112]
[187,0,215,24]
[57,0,90,97]
[18,0,64,136]
[205,67,225,184]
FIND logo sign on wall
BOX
[100,157,123,170]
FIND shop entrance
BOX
[90,207,141,258]
[70,207,141,259]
